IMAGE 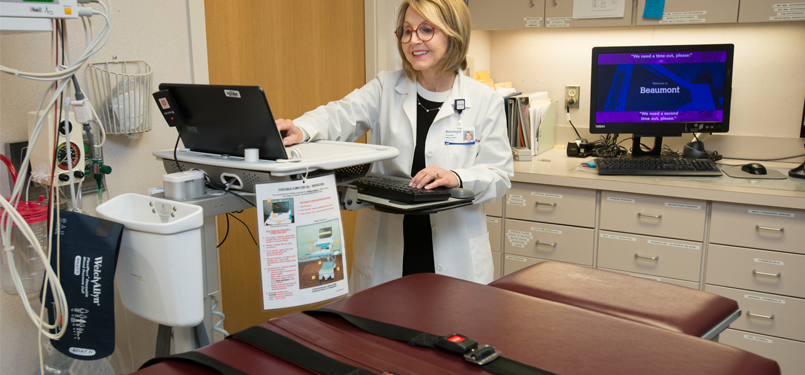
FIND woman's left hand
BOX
[410,165,459,189]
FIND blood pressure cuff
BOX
[43,210,123,360]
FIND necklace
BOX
[417,99,442,113]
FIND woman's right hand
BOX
[275,118,304,146]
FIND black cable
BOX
[566,102,583,139]
[691,133,722,161]
[216,214,230,248]
[590,134,627,158]
[216,179,257,248]
[173,127,183,172]
[228,213,258,247]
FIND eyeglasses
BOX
[394,22,437,43]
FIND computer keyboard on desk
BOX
[595,157,722,176]
[350,175,452,204]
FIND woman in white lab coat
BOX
[276,0,513,292]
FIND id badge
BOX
[445,126,476,145]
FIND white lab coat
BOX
[294,69,513,292]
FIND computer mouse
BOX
[450,188,474,199]
[741,163,767,175]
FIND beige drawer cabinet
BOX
[602,268,700,289]
[544,0,633,28]
[487,217,503,253]
[487,216,503,280]
[485,199,504,218]
[600,191,706,241]
[597,231,702,282]
[738,0,805,23]
[503,254,591,275]
[505,183,596,227]
[487,199,504,280]
[710,202,805,255]
[706,285,805,342]
[719,329,805,375]
[635,0,739,26]
[503,254,548,275]
[469,0,546,29]
[504,219,594,266]
[706,244,805,298]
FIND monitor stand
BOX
[629,136,663,158]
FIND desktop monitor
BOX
[590,44,734,157]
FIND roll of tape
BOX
[244,148,259,162]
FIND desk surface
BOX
[513,148,805,209]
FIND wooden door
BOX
[204,0,365,333]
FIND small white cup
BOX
[244,148,259,162]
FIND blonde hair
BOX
[396,0,472,80]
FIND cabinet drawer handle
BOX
[637,212,662,219]
[756,225,784,232]
[746,311,775,320]
[535,240,557,248]
[634,253,659,261]
[535,201,557,207]
[752,269,781,278]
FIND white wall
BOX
[487,23,805,157]
[0,1,198,373]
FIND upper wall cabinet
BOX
[469,0,546,30]
[738,0,805,23]
[635,0,739,26]
[544,0,633,28]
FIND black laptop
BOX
[153,83,288,160]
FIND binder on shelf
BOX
[505,92,556,156]
[506,94,532,150]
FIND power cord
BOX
[691,133,722,162]
[565,100,583,140]
[217,178,258,247]
[589,134,627,158]
[173,128,183,172]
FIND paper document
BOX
[255,174,349,310]
[573,0,625,19]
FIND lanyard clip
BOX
[454,99,466,115]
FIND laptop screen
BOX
[154,83,289,160]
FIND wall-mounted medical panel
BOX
[544,0,633,28]
[469,0,546,29]
[738,0,805,23]
[636,0,739,26]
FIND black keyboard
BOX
[350,175,452,204]
[595,157,722,176]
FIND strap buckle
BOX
[464,345,501,366]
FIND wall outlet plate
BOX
[565,85,580,109]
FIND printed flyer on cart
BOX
[255,174,349,310]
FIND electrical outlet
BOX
[565,85,580,109]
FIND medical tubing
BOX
[0,8,110,81]
[0,155,17,183]
[3,79,70,257]
[0,196,68,338]
[0,0,111,340]
[210,295,229,336]
[64,96,80,210]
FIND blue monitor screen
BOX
[590,44,733,136]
